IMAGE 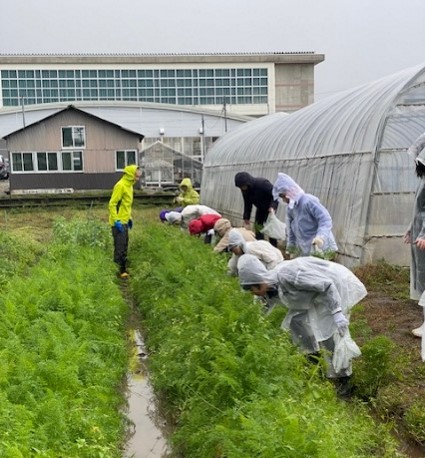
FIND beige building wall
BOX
[6,110,140,173]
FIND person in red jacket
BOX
[188,213,222,243]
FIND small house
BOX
[2,105,144,193]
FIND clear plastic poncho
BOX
[238,254,367,350]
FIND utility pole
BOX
[21,97,26,128]
[223,99,228,133]
[200,115,205,162]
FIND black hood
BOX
[234,172,254,188]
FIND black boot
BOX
[334,376,354,400]
[306,352,321,365]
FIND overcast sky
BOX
[1,0,424,100]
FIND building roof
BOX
[2,104,145,141]
[0,101,251,139]
[0,52,324,65]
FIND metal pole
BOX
[223,100,228,133]
[201,115,205,162]
[21,97,26,128]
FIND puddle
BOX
[124,330,170,458]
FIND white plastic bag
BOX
[332,332,361,373]
[261,211,286,240]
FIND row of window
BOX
[1,67,269,107]
[2,68,267,79]
[11,150,137,173]
[3,77,267,89]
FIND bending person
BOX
[237,253,367,398]
[213,218,256,253]
[227,228,283,276]
[273,173,337,258]
[234,172,279,246]
[188,213,222,243]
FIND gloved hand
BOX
[312,236,324,249]
[333,311,349,336]
[128,219,133,230]
[114,220,124,233]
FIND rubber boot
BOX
[412,322,424,338]
[306,352,321,365]
[334,376,353,400]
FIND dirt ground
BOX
[352,270,425,456]
[362,292,423,359]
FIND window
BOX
[11,151,82,173]
[62,151,83,171]
[12,152,34,172]
[37,152,59,171]
[62,126,86,148]
[116,150,137,170]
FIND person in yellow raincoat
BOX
[108,165,141,279]
[174,178,200,206]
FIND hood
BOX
[188,219,203,235]
[272,173,305,208]
[238,254,278,286]
[123,164,139,182]
[214,218,232,236]
[165,211,182,224]
[159,210,170,222]
[179,177,194,190]
[228,228,248,252]
[234,172,254,188]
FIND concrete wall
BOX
[274,64,315,113]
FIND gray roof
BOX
[0,101,251,139]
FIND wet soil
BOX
[354,285,425,456]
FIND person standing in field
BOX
[234,171,279,246]
[272,173,337,259]
[404,132,425,338]
[174,177,200,207]
[108,165,142,279]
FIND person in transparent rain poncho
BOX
[226,228,283,277]
[237,254,367,398]
[272,173,337,259]
[404,132,425,352]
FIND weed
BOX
[354,259,410,300]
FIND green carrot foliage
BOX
[0,218,129,457]
[129,222,402,457]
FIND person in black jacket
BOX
[234,171,279,246]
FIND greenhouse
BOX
[201,63,425,268]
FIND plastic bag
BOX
[260,211,286,240]
[332,332,361,373]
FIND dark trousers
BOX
[255,208,278,247]
[112,225,129,274]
